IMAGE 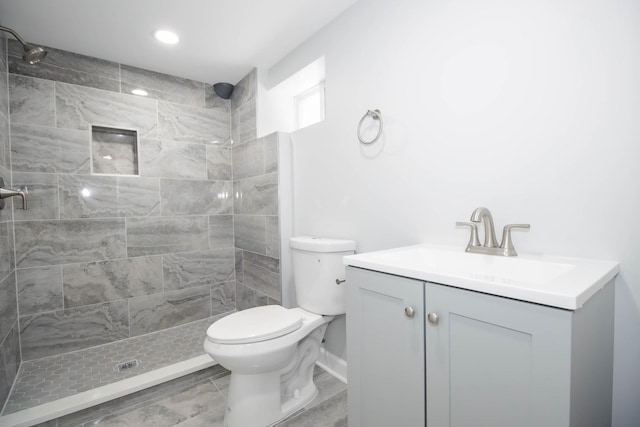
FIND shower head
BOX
[213,82,234,100]
[0,25,48,64]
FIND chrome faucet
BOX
[457,207,529,256]
[0,178,27,210]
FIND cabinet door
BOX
[425,283,573,427]
[346,267,425,427]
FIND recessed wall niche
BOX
[91,126,139,175]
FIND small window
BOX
[294,82,325,130]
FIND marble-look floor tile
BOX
[163,249,235,291]
[15,219,127,268]
[120,65,205,107]
[19,301,129,360]
[128,286,211,336]
[8,74,56,126]
[276,389,348,427]
[138,138,207,180]
[16,266,64,316]
[161,179,232,216]
[12,172,60,221]
[208,215,234,249]
[158,100,229,145]
[63,256,162,308]
[10,123,90,174]
[126,216,209,257]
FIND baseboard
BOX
[0,354,217,427]
[316,347,347,384]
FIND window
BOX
[294,82,325,130]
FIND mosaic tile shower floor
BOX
[2,316,222,415]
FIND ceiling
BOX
[0,0,357,84]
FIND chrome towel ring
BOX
[357,109,383,144]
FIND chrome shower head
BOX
[0,25,48,64]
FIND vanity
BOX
[344,244,619,427]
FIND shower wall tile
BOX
[235,248,243,285]
[10,124,90,173]
[231,101,257,145]
[160,179,232,216]
[58,174,118,218]
[120,65,205,107]
[235,283,274,311]
[55,82,157,137]
[209,215,234,249]
[158,100,229,145]
[163,248,235,291]
[0,114,8,170]
[206,145,232,180]
[63,256,162,308]
[128,286,211,336]
[117,176,161,217]
[264,133,279,174]
[16,266,64,316]
[126,216,209,257]
[266,216,280,258]
[9,40,120,92]
[242,251,281,301]
[0,324,20,408]
[234,214,266,254]
[234,172,278,215]
[138,138,207,180]
[231,68,256,111]
[0,221,14,280]
[205,84,231,111]
[211,281,236,316]
[8,75,55,126]
[15,218,127,268]
[232,137,264,179]
[0,272,17,343]
[12,172,60,221]
[19,301,129,360]
[0,34,7,120]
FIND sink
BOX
[343,244,619,309]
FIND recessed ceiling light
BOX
[131,88,148,96]
[154,30,179,45]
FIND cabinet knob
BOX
[404,306,415,318]
[427,312,439,325]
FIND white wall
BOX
[261,0,640,424]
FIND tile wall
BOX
[6,40,237,363]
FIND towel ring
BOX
[357,109,383,144]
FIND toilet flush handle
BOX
[336,279,346,285]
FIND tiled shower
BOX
[0,31,285,416]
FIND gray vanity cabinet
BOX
[346,266,614,427]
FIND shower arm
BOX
[0,25,29,47]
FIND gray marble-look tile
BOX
[206,144,232,181]
[17,266,64,316]
[232,136,264,180]
[117,176,161,217]
[211,281,235,316]
[163,248,235,291]
[0,220,14,280]
[234,172,278,215]
[0,323,20,409]
[63,256,162,308]
[12,172,60,221]
[19,301,129,360]
[0,33,7,118]
[9,40,120,92]
[0,271,17,344]
[235,282,275,311]
[126,216,209,257]
[209,215,234,249]
[266,216,281,258]
[234,215,266,254]
[58,174,118,219]
[231,68,256,111]
[158,100,229,145]
[10,123,90,173]
[0,113,8,170]
[276,389,348,427]
[160,179,232,216]
[15,218,127,268]
[129,286,211,336]
[138,138,207,180]
[231,101,257,145]
[8,74,55,126]
[120,65,205,107]
[205,84,232,111]
[55,82,158,137]
[242,251,281,301]
[234,248,243,285]
[265,132,279,174]
[92,127,138,175]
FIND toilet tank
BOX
[290,236,356,315]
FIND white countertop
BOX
[344,244,619,310]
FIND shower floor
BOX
[1,315,223,416]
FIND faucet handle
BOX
[456,221,481,252]
[499,224,530,256]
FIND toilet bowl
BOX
[203,236,356,427]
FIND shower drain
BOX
[115,359,140,372]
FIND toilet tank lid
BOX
[290,236,356,252]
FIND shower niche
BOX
[91,126,139,175]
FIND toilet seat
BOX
[206,305,303,344]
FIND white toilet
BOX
[204,236,356,427]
